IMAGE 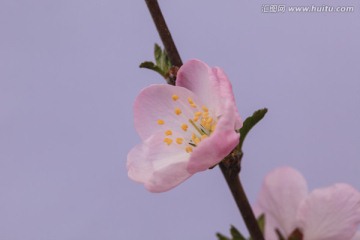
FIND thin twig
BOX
[144,0,183,67]
[219,152,264,240]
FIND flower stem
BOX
[219,152,264,240]
[144,0,183,68]
[144,1,264,239]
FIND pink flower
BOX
[127,59,242,192]
[255,167,360,240]
[352,232,360,240]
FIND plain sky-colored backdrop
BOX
[1,0,359,239]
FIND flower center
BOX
[157,94,217,153]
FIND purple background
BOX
[1,0,359,239]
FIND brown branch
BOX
[144,0,183,67]
[219,151,264,240]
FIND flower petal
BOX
[351,232,360,240]
[176,60,219,112]
[256,167,308,237]
[127,141,153,184]
[297,183,360,240]
[134,84,203,140]
[127,133,192,192]
[212,66,242,130]
[176,60,242,129]
[186,101,239,173]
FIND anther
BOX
[185,146,193,153]
[176,138,183,144]
[181,124,188,131]
[195,112,202,117]
[202,112,209,118]
[157,119,165,125]
[172,94,179,101]
[174,108,182,115]
[163,138,173,145]
[191,133,196,141]
[165,130,172,136]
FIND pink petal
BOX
[297,183,360,240]
[147,161,191,193]
[176,59,242,129]
[127,133,192,192]
[176,60,219,112]
[134,84,203,140]
[351,232,360,240]
[212,67,242,130]
[127,140,153,184]
[256,167,308,237]
[186,101,240,173]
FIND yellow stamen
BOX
[201,135,208,140]
[193,116,199,122]
[206,117,213,124]
[194,137,201,145]
[185,146,193,153]
[195,112,202,117]
[191,133,196,141]
[165,130,172,136]
[176,138,183,144]
[157,119,165,125]
[163,138,173,145]
[190,103,197,108]
[202,106,209,112]
[201,119,207,126]
[172,94,179,101]
[202,112,209,118]
[187,97,194,104]
[211,124,216,132]
[174,108,182,115]
[181,124,188,131]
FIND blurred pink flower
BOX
[127,59,242,192]
[255,167,360,240]
[352,232,360,240]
